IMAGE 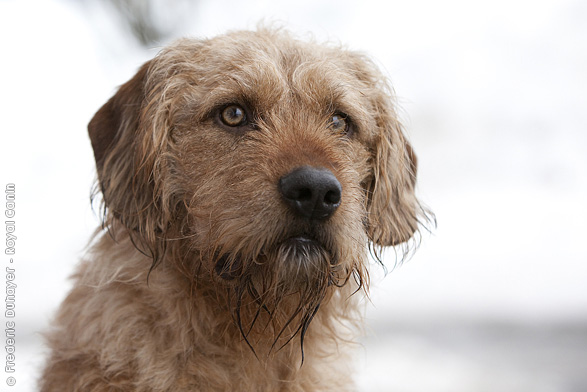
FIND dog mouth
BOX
[214,234,332,281]
[282,234,323,255]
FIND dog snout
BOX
[279,166,342,220]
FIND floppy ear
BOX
[364,87,421,248]
[89,62,149,175]
[88,60,170,255]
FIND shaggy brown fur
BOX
[41,29,428,391]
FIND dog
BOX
[41,29,426,391]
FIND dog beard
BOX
[215,236,348,360]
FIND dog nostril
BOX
[324,189,341,205]
[279,166,342,220]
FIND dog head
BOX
[89,29,426,350]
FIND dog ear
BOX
[364,84,421,248]
[88,61,168,254]
[89,62,150,175]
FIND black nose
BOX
[279,166,342,220]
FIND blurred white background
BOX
[1,0,586,390]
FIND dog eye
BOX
[328,113,352,136]
[220,105,247,127]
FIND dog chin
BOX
[275,236,331,282]
[215,235,334,287]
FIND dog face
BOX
[88,29,422,347]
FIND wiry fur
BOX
[41,29,430,391]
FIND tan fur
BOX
[41,29,429,391]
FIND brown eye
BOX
[329,113,351,135]
[220,105,247,127]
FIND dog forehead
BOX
[169,32,372,119]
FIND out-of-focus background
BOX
[1,0,586,390]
